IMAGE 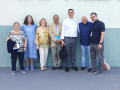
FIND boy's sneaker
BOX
[21,70,26,73]
[26,66,29,71]
[30,65,34,71]
[12,71,16,75]
[89,70,97,74]
[97,71,103,76]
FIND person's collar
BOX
[54,22,59,26]
[94,19,98,23]
[82,21,88,25]
[68,17,74,20]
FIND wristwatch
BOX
[99,43,102,45]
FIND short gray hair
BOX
[53,14,59,18]
[13,22,20,26]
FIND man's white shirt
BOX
[60,18,79,39]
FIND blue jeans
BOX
[81,45,91,68]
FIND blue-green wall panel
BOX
[0,26,120,67]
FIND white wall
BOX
[0,0,120,28]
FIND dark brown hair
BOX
[23,15,34,25]
[68,9,74,12]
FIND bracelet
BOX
[24,47,26,48]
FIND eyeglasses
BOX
[90,16,96,18]
[68,12,74,14]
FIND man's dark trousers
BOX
[90,43,104,72]
[64,37,77,67]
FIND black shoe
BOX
[58,66,62,70]
[89,70,97,74]
[65,67,69,72]
[88,68,92,72]
[52,66,57,70]
[72,67,79,71]
[81,67,85,71]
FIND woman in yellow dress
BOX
[35,18,50,71]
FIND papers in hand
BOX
[13,43,20,50]
[53,36,60,43]
[90,32,92,37]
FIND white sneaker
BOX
[12,71,15,75]
[21,70,26,73]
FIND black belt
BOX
[65,37,77,38]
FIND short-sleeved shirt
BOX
[79,21,93,46]
[90,20,105,44]
[8,30,26,52]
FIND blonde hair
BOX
[39,18,47,26]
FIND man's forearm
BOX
[99,31,105,43]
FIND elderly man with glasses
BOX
[49,14,62,70]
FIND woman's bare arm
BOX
[6,37,10,42]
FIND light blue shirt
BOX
[56,25,59,35]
